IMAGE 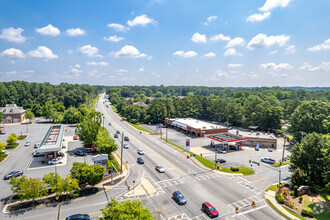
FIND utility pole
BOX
[120,131,124,171]
[278,169,282,193]
[166,126,168,143]
[57,204,61,220]
[160,127,162,139]
[281,134,286,162]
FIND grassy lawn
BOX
[266,199,293,220]
[128,122,153,134]
[161,138,255,175]
[111,106,117,112]
[17,135,28,140]
[272,160,291,167]
[303,198,313,212]
[265,184,286,192]
[0,154,8,162]
[108,153,122,173]
[6,143,19,149]
[283,207,306,220]
[320,191,330,201]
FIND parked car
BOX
[124,136,129,141]
[0,130,6,134]
[25,141,31,146]
[255,145,260,151]
[74,149,86,156]
[229,145,239,150]
[202,202,219,218]
[116,130,120,134]
[48,158,63,165]
[137,157,144,164]
[114,134,119,138]
[108,122,112,126]
[228,127,233,130]
[214,158,226,163]
[73,135,79,140]
[3,170,23,180]
[268,147,273,152]
[123,144,129,149]
[57,151,64,157]
[217,148,227,154]
[155,165,165,173]
[261,157,276,164]
[2,149,7,154]
[66,214,90,220]
[173,191,186,205]
[138,149,144,155]
[33,151,45,157]
[34,143,40,148]
[86,146,97,153]
[62,145,66,149]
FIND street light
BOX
[120,131,124,171]
[281,133,287,162]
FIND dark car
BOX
[34,143,40,148]
[137,157,144,164]
[173,191,187,205]
[108,122,112,126]
[214,159,226,163]
[74,149,86,156]
[114,133,119,138]
[66,214,90,220]
[124,136,129,141]
[33,151,45,157]
[4,170,23,180]
[202,202,219,218]
[229,145,239,150]
[116,130,120,134]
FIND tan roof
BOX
[0,104,25,114]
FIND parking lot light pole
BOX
[120,131,124,171]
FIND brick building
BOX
[0,104,26,123]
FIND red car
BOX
[73,135,79,140]
[202,202,219,218]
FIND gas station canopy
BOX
[206,132,248,144]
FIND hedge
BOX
[276,193,284,204]
[301,209,315,218]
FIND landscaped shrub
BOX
[285,200,294,208]
[294,185,298,197]
[299,196,303,203]
[290,191,294,196]
[230,167,239,171]
[301,209,315,217]
[276,193,284,204]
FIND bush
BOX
[276,193,284,204]
[299,196,303,203]
[290,191,294,196]
[311,186,319,194]
[301,209,315,218]
[230,167,239,171]
[285,201,294,208]
[294,185,298,197]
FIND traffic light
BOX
[258,162,260,166]
[128,185,130,190]
[251,200,256,208]
[249,160,251,163]
[125,180,128,185]
[157,210,161,215]
[235,206,239,214]
[187,155,189,159]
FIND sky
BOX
[0,0,329,87]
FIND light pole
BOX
[281,134,286,162]
[120,131,124,171]
[166,125,168,143]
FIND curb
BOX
[0,153,10,164]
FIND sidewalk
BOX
[264,190,298,220]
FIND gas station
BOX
[206,133,248,152]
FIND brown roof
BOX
[0,104,25,114]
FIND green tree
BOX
[25,109,35,122]
[70,162,89,184]
[9,175,28,193]
[291,168,310,186]
[54,102,66,112]
[0,112,3,123]
[95,128,118,155]
[98,198,156,220]
[62,174,80,198]
[290,133,329,186]
[43,172,61,194]
[63,107,83,124]
[7,133,18,144]
[76,111,101,146]
[0,142,5,153]
[86,164,105,189]
[16,177,48,205]
[41,101,56,121]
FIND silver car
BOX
[155,165,165,173]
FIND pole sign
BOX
[185,139,190,151]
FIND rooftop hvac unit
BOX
[203,126,206,129]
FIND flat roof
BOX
[169,118,225,130]
[38,125,64,152]
[207,132,248,143]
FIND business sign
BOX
[185,139,190,151]
[93,154,109,176]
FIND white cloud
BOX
[246,12,271,23]
[203,15,218,25]
[299,62,330,72]
[35,24,60,36]
[247,33,290,50]
[111,45,150,59]
[127,14,156,27]
[228,63,243,68]
[225,37,245,48]
[66,28,85,36]
[215,70,229,77]
[6,71,17,75]
[173,50,197,58]
[74,64,81,68]
[191,33,207,43]
[78,45,102,57]
[104,35,124,42]
[210,34,231,41]
[1,48,25,58]
[28,46,58,59]
[87,61,108,66]
[259,62,292,71]
[107,23,129,32]
[259,0,292,12]
[138,66,145,72]
[286,45,296,54]
[224,48,242,56]
[307,39,330,51]
[203,52,216,57]
[0,27,26,43]
[24,70,35,73]
[116,68,128,73]
[268,50,278,55]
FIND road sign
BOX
[252,161,258,165]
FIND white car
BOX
[138,149,144,155]
[261,157,276,164]
[155,165,165,173]
[123,144,129,149]
[217,148,227,154]
[25,142,31,146]
[48,158,63,165]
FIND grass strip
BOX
[127,122,153,134]
[6,143,19,150]
[108,153,122,173]
[266,184,286,192]
[266,199,292,220]
[17,135,27,140]
[0,154,8,162]
[283,207,306,220]
[161,138,255,175]
[272,160,291,167]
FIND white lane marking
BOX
[233,205,267,216]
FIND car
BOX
[214,158,226,163]
[173,191,186,205]
[0,130,6,134]
[32,151,45,157]
[48,158,63,165]
[57,151,64,157]
[66,214,90,220]
[137,157,144,164]
[202,202,219,218]
[137,149,144,155]
[155,165,165,173]
[34,143,40,148]
[3,170,23,180]
[86,146,97,153]
[74,149,86,156]
[2,149,7,154]
[261,157,276,164]
[62,145,66,149]
[108,122,112,126]
[24,141,31,146]
[116,130,120,134]
[255,145,260,151]
[73,135,79,140]
[123,144,129,149]
[124,136,129,141]
[229,145,239,150]
[217,148,227,154]
[268,147,273,152]
[114,133,119,138]
[228,126,233,130]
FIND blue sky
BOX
[0,0,329,87]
